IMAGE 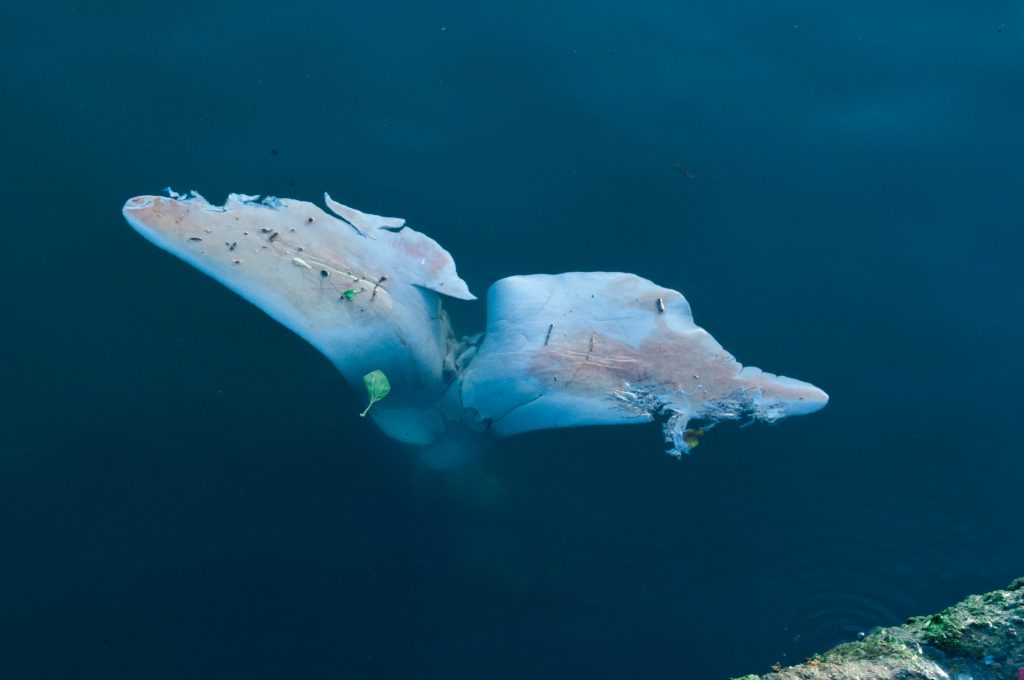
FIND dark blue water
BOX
[3,2,1023,678]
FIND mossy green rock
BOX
[732,578,1023,680]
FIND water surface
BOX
[2,1,1022,677]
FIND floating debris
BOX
[682,428,704,450]
[371,274,388,301]
[360,369,391,417]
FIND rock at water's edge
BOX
[732,578,1024,680]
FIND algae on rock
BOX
[732,578,1023,680]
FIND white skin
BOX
[125,191,827,456]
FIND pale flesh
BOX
[124,191,827,456]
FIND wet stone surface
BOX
[733,579,1024,680]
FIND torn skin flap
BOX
[324,193,475,301]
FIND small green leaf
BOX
[360,369,391,417]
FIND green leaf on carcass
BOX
[360,369,391,417]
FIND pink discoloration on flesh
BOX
[394,230,452,275]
